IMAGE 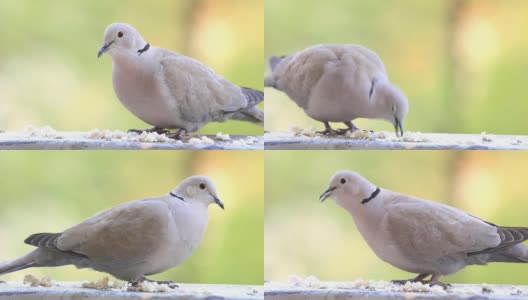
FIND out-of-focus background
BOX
[0,151,263,284]
[0,0,263,135]
[265,0,528,135]
[265,151,528,284]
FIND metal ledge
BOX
[0,281,262,300]
[0,131,263,150]
[264,132,528,150]
[265,280,528,300]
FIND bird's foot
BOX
[128,127,171,135]
[316,128,340,136]
[166,128,187,140]
[426,280,451,290]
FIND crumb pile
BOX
[22,274,53,287]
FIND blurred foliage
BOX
[265,0,528,135]
[0,0,263,135]
[265,151,528,284]
[0,151,264,284]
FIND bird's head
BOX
[171,176,224,210]
[372,81,409,137]
[320,170,377,209]
[98,23,147,58]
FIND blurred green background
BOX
[0,0,263,135]
[265,0,528,135]
[0,151,263,284]
[265,151,528,284]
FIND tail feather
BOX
[241,87,264,106]
[0,251,38,276]
[469,226,528,256]
[231,106,263,125]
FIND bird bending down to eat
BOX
[320,170,528,288]
[98,23,264,139]
[265,44,408,136]
[0,176,224,285]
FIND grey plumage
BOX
[0,176,223,281]
[320,170,528,287]
[98,23,264,133]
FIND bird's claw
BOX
[427,281,451,290]
[166,128,187,140]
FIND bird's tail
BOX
[241,87,264,107]
[487,243,528,263]
[232,106,263,126]
[0,250,39,276]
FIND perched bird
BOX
[265,45,408,136]
[320,170,528,288]
[98,23,263,139]
[0,176,224,284]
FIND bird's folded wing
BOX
[159,50,247,113]
[384,196,501,260]
[57,199,170,265]
[275,45,387,106]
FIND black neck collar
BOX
[169,192,185,202]
[137,43,150,56]
[361,187,380,204]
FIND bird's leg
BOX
[336,121,359,134]
[391,273,430,285]
[316,122,339,135]
[128,127,170,135]
[166,128,187,140]
[426,274,451,290]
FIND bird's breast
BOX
[112,62,183,128]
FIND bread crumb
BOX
[287,275,326,289]
[247,287,260,295]
[289,126,318,137]
[481,132,493,142]
[82,276,110,290]
[23,274,52,287]
[112,280,128,290]
[128,281,173,293]
[401,131,429,143]
[23,125,63,139]
[189,136,215,145]
[215,132,231,141]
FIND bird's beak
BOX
[211,194,224,210]
[97,41,114,58]
[394,117,404,137]
[319,186,336,203]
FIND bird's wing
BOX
[383,195,501,261]
[158,49,248,113]
[55,199,171,266]
[274,44,388,107]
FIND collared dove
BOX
[320,170,528,288]
[98,23,264,138]
[0,176,224,283]
[265,45,409,136]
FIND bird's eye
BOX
[340,178,347,184]
[117,31,124,38]
[199,183,206,190]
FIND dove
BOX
[265,44,408,136]
[320,170,528,288]
[98,23,264,139]
[0,176,224,284]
